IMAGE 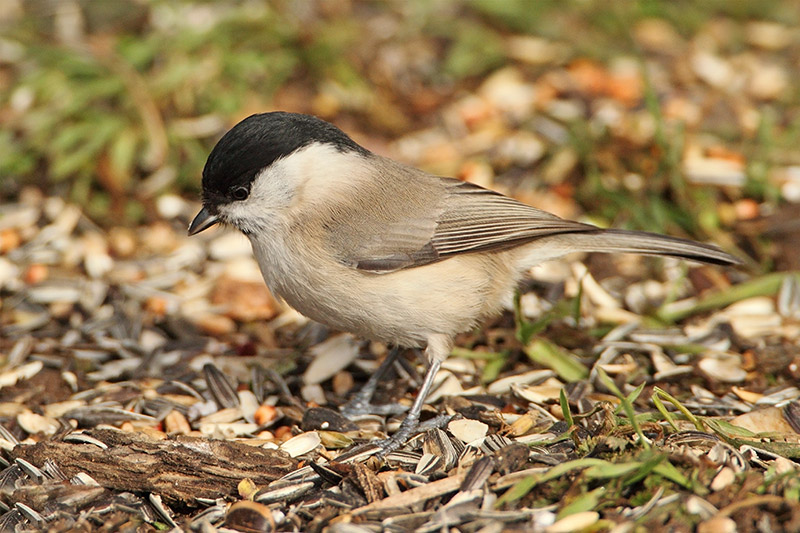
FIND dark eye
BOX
[231,186,249,201]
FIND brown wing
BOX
[331,174,596,273]
[328,166,739,273]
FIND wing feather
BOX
[429,180,596,256]
[325,166,738,273]
[333,175,597,273]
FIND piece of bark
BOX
[10,429,297,505]
[353,472,466,516]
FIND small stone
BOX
[545,511,600,533]
[0,229,21,254]
[301,407,358,432]
[698,516,736,533]
[254,404,278,426]
[194,314,236,336]
[108,227,137,257]
[331,371,354,396]
[211,276,277,322]
[710,466,736,491]
[731,407,798,435]
[697,354,746,383]
[163,410,191,435]
[23,264,48,285]
[448,419,488,444]
[280,431,321,458]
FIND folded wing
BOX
[331,176,739,273]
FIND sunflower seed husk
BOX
[61,432,109,449]
[280,431,321,458]
[309,462,344,484]
[422,428,458,471]
[14,503,44,527]
[204,363,240,409]
[225,500,280,532]
[304,334,360,385]
[448,418,489,445]
[318,430,354,449]
[254,481,315,504]
[63,406,156,427]
[384,450,423,470]
[415,453,443,475]
[149,493,178,528]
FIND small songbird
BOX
[189,112,740,451]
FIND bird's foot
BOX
[375,413,453,455]
[340,395,409,417]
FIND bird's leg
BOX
[340,346,408,417]
[377,334,452,454]
[377,358,442,454]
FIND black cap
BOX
[201,112,369,204]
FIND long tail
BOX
[518,228,741,267]
[571,229,741,266]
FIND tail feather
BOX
[572,229,741,266]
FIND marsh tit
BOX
[189,112,740,450]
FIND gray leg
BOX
[341,347,408,417]
[377,358,442,454]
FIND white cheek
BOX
[218,142,370,233]
[219,166,293,233]
[276,143,372,207]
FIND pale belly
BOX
[250,235,519,348]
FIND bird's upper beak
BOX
[188,206,219,236]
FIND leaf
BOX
[524,339,588,382]
[652,387,705,431]
[584,461,640,479]
[704,418,758,438]
[513,291,553,345]
[614,382,645,415]
[652,462,694,490]
[557,487,605,519]
[597,368,649,449]
[560,388,574,427]
[656,273,789,323]
[652,392,678,431]
[496,476,539,507]
[482,356,508,384]
[621,453,665,488]
[449,347,508,384]
[496,458,608,506]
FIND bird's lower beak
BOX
[188,206,219,236]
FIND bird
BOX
[189,111,740,451]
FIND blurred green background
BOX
[1,0,799,270]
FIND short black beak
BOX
[188,206,219,236]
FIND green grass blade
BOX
[525,339,589,382]
[560,388,574,427]
[652,387,705,431]
[597,368,649,449]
